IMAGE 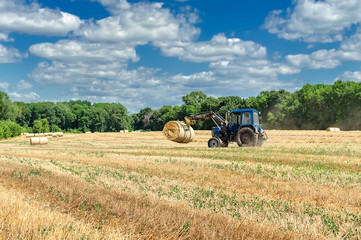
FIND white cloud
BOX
[29,40,138,63]
[0,32,10,41]
[0,0,82,36]
[264,0,361,43]
[286,49,342,69]
[209,58,299,78]
[31,61,129,85]
[156,33,267,62]
[336,70,361,82]
[94,0,131,13]
[171,71,216,88]
[0,81,9,90]
[285,26,361,70]
[77,1,199,45]
[0,43,22,63]
[8,92,40,102]
[16,80,33,90]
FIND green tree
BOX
[106,103,133,131]
[133,107,153,130]
[89,105,108,132]
[41,119,50,133]
[182,91,207,106]
[33,120,43,133]
[0,121,23,139]
[0,90,18,121]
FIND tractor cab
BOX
[229,109,262,135]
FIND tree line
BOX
[0,80,360,139]
[133,80,361,131]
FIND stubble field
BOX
[0,130,361,239]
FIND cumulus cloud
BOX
[16,80,33,90]
[29,40,139,63]
[0,43,22,63]
[8,92,40,102]
[0,82,9,90]
[286,49,342,69]
[170,69,298,98]
[336,70,361,82]
[0,32,10,41]
[264,0,361,43]
[0,0,82,36]
[156,33,267,62]
[77,1,199,45]
[285,26,361,70]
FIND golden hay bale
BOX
[162,121,194,143]
[52,132,64,137]
[26,134,35,138]
[326,127,341,132]
[30,137,48,145]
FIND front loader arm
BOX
[184,111,227,128]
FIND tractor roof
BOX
[230,108,259,114]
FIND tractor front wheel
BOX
[236,127,258,147]
[208,137,220,148]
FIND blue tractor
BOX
[185,109,267,148]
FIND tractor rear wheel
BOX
[208,137,220,148]
[236,127,258,147]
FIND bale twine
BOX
[162,121,194,143]
[30,137,48,145]
[327,127,341,132]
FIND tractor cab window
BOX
[253,112,259,125]
[242,112,252,124]
[232,114,240,124]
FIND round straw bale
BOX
[326,127,341,132]
[30,137,48,145]
[163,121,194,143]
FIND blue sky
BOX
[1,0,361,112]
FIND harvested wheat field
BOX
[1,130,361,239]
